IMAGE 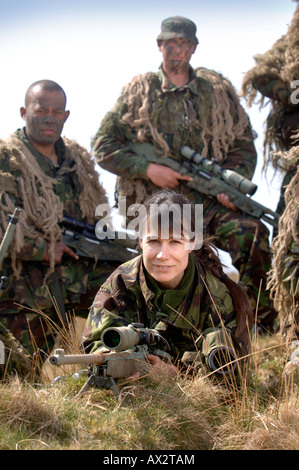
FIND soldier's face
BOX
[20,88,70,146]
[140,230,193,290]
[158,38,196,72]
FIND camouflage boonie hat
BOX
[157,16,199,45]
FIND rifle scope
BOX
[101,326,155,352]
[180,146,257,196]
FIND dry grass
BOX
[1,312,299,450]
[0,335,298,450]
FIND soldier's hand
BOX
[44,241,79,265]
[217,193,237,211]
[147,163,193,188]
[146,354,177,377]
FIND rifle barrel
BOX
[0,207,22,268]
[49,349,105,366]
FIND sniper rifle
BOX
[49,324,172,397]
[128,142,279,229]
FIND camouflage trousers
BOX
[205,204,277,328]
[0,257,117,375]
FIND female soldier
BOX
[83,190,253,378]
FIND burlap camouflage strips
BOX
[281,251,299,337]
[0,319,34,379]
[0,129,123,369]
[282,251,299,299]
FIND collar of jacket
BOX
[144,254,195,314]
[158,65,201,96]
[120,253,205,323]
[17,127,66,166]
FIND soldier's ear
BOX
[64,110,70,123]
[157,39,163,52]
[20,107,26,121]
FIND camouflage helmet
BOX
[157,16,199,45]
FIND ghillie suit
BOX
[0,130,116,362]
[0,320,36,380]
[241,1,299,171]
[119,67,251,163]
[267,134,299,340]
[0,133,109,280]
[94,67,253,206]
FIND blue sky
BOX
[0,0,297,218]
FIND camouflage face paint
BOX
[159,38,196,73]
[23,89,69,146]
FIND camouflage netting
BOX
[0,135,109,278]
[241,1,299,171]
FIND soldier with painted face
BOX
[92,16,277,330]
[0,80,126,376]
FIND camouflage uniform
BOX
[93,18,276,328]
[0,129,119,363]
[83,254,244,371]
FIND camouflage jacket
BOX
[93,66,257,214]
[83,254,241,363]
[0,129,91,261]
[252,76,298,108]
